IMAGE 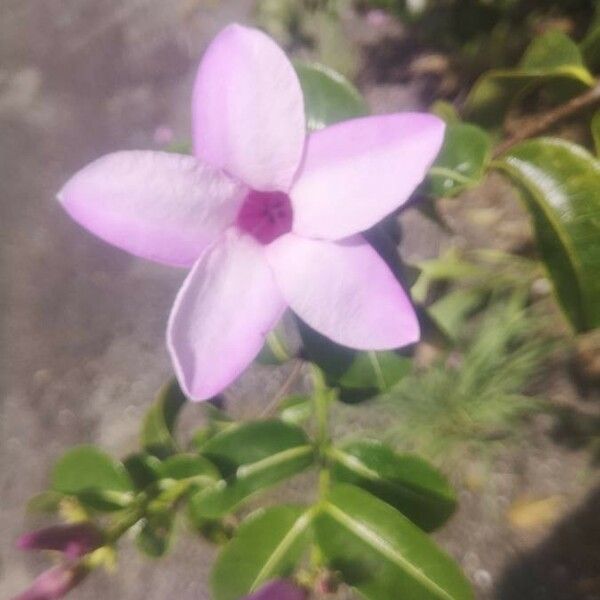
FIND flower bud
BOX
[17,523,103,559]
[12,564,85,600]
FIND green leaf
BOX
[26,491,64,514]
[52,445,134,510]
[299,321,410,402]
[581,7,600,72]
[496,138,600,331]
[141,379,187,458]
[190,420,315,520]
[211,505,312,600]
[135,513,174,558]
[315,484,473,600]
[428,123,492,198]
[465,31,594,127]
[53,445,133,494]
[294,61,368,131]
[123,453,162,490]
[427,288,485,340]
[329,441,456,532]
[278,395,312,426]
[592,110,600,157]
[159,454,220,483]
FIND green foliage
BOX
[315,484,473,600]
[329,440,456,531]
[295,61,369,130]
[299,321,411,403]
[385,295,550,463]
[211,506,312,600]
[189,421,314,520]
[496,138,600,331]
[428,122,492,198]
[140,379,187,458]
[591,110,600,156]
[465,31,594,127]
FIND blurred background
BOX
[1,1,599,599]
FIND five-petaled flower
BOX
[58,24,444,401]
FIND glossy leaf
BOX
[428,122,492,198]
[190,421,314,519]
[135,513,174,558]
[211,505,312,600]
[592,110,600,156]
[329,441,456,531]
[294,61,368,131]
[299,321,410,402]
[465,31,594,127]
[141,379,187,458]
[496,138,600,331]
[315,484,473,600]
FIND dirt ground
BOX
[1,2,599,599]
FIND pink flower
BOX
[17,523,103,560]
[58,24,444,401]
[12,565,85,600]
[242,579,306,600]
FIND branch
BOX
[493,81,600,157]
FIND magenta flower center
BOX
[237,190,293,245]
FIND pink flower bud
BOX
[243,579,307,600]
[12,564,85,600]
[17,523,103,559]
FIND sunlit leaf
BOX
[465,31,594,127]
[141,379,187,458]
[315,484,473,600]
[496,138,600,331]
[428,122,492,197]
[427,288,485,340]
[294,61,368,131]
[329,441,456,532]
[211,505,312,600]
[189,421,314,520]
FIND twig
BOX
[494,81,600,157]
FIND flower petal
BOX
[291,113,445,239]
[167,230,286,400]
[12,565,85,600]
[193,24,305,192]
[58,151,245,267]
[266,234,419,349]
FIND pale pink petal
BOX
[193,24,305,192]
[266,234,419,349]
[58,151,245,267]
[167,230,286,400]
[291,113,445,239]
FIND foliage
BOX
[384,294,552,464]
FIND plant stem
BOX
[311,365,330,452]
[494,80,600,156]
